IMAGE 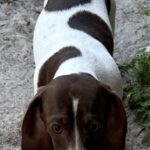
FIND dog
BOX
[21,0,127,150]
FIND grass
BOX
[144,9,150,16]
[119,49,150,131]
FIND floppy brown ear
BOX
[21,87,53,150]
[103,89,127,150]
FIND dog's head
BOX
[22,74,127,150]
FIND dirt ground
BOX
[0,0,150,149]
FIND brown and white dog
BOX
[21,0,127,150]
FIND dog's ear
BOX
[101,86,127,150]
[21,86,53,150]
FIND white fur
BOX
[73,100,80,150]
[68,99,82,150]
[33,0,110,66]
[73,99,79,117]
[33,0,122,97]
[43,0,48,7]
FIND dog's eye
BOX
[51,123,62,134]
[88,121,100,132]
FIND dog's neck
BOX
[35,43,122,97]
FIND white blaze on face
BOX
[73,99,78,117]
[70,99,80,150]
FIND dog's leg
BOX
[109,0,116,35]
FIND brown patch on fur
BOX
[38,47,81,87]
[68,11,113,55]
[45,0,91,11]
[105,0,111,14]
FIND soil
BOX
[0,0,150,149]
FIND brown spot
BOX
[38,46,81,87]
[105,0,111,14]
[45,0,91,11]
[68,11,113,55]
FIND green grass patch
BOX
[144,9,150,16]
[120,50,150,131]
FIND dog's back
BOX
[22,2,127,149]
[33,0,122,97]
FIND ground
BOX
[0,0,150,149]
